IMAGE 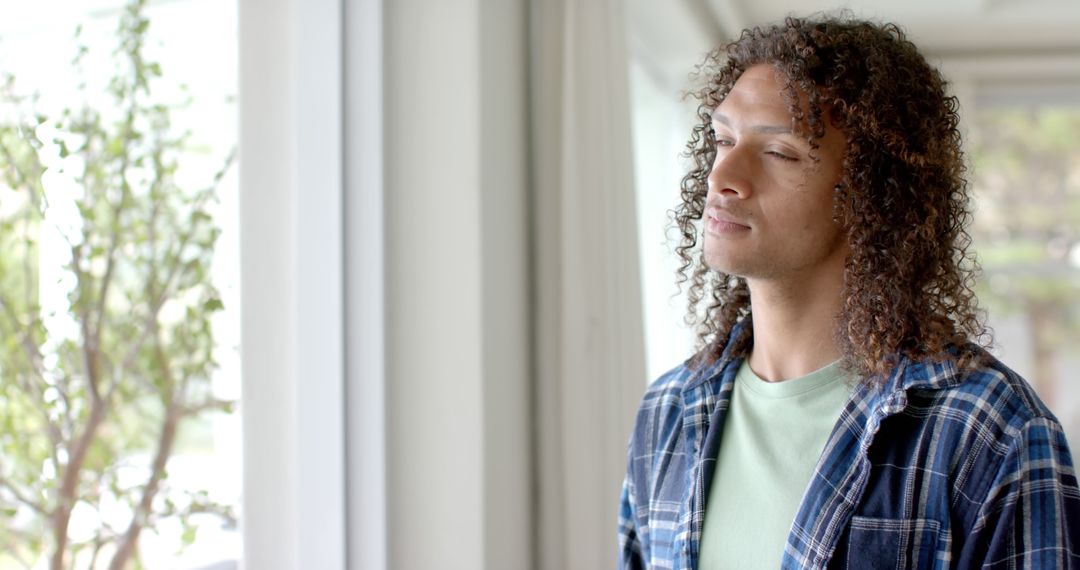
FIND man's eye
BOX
[766,150,797,161]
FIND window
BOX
[969,83,1080,447]
[0,1,240,567]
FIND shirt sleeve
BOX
[966,416,1080,569]
[619,469,645,569]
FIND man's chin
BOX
[703,251,753,278]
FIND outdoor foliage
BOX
[0,1,235,568]
[970,105,1080,404]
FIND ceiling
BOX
[627,0,1080,90]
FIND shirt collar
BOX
[682,318,752,392]
[868,349,965,415]
[682,318,966,407]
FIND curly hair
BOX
[675,15,990,381]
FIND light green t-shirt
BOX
[698,359,854,569]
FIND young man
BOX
[619,16,1080,569]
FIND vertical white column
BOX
[238,2,299,566]
[295,0,346,566]
[344,0,388,569]
[479,1,532,567]
[384,0,531,568]
[384,0,484,565]
[239,0,346,567]
[532,0,647,568]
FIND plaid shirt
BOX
[619,323,1080,569]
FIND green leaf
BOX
[106,136,124,157]
[180,524,197,547]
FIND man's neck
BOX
[745,271,845,382]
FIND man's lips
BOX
[705,207,751,234]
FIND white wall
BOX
[239,0,346,567]
[383,0,531,568]
[241,1,641,568]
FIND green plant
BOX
[970,105,1080,403]
[0,1,235,567]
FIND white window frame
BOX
[238,0,349,567]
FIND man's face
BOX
[703,64,848,285]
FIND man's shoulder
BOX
[906,346,1062,439]
[642,360,695,399]
[629,358,725,448]
[639,356,728,409]
[632,362,694,431]
[898,348,1079,525]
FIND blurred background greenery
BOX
[0,1,239,568]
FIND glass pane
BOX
[969,96,1080,448]
[629,59,699,381]
[0,0,240,568]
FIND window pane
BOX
[970,94,1080,448]
[0,1,240,568]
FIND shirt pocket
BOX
[845,516,940,569]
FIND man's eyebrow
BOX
[711,112,793,135]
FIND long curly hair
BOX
[676,15,990,380]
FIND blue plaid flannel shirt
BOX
[619,323,1080,569]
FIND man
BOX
[619,16,1080,569]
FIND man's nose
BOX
[707,146,754,198]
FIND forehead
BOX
[712,64,800,125]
